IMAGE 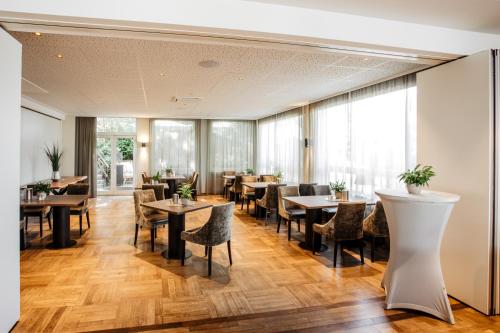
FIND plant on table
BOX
[44,144,63,181]
[329,180,347,199]
[398,164,435,195]
[274,170,283,183]
[151,171,162,184]
[244,168,254,175]
[33,181,51,200]
[165,165,174,176]
[177,184,193,205]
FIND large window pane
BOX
[257,109,302,182]
[206,120,255,193]
[151,120,197,176]
[97,118,136,133]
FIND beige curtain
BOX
[75,117,97,197]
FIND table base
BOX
[161,248,192,260]
[47,239,77,249]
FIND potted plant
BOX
[399,164,436,194]
[151,171,161,185]
[244,168,254,175]
[274,170,283,183]
[165,166,174,177]
[33,181,51,200]
[329,180,347,200]
[44,144,63,181]
[177,184,193,206]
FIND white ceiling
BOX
[247,0,500,34]
[13,31,430,119]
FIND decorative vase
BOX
[335,191,342,199]
[152,179,159,185]
[52,171,61,181]
[341,190,349,201]
[407,184,422,194]
[38,192,47,201]
[276,177,282,184]
[181,198,190,206]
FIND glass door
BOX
[97,135,136,195]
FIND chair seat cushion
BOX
[145,213,169,224]
[287,208,305,217]
[70,206,88,213]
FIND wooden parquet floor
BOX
[15,195,500,332]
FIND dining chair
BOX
[312,202,367,267]
[241,175,258,213]
[133,189,169,251]
[190,172,199,200]
[229,175,243,202]
[23,194,51,238]
[142,184,167,201]
[312,185,331,195]
[256,184,286,224]
[363,201,389,262]
[141,172,151,184]
[299,183,317,196]
[67,183,91,235]
[277,186,305,240]
[180,202,235,276]
[260,175,276,182]
[223,171,236,199]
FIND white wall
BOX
[0,27,22,331]
[417,50,493,314]
[20,107,62,185]
[61,114,75,176]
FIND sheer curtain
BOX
[257,108,302,182]
[310,74,416,197]
[206,120,255,194]
[151,119,197,176]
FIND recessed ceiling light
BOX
[198,60,220,68]
[34,32,42,36]
[159,73,168,77]
[363,57,369,61]
[56,54,63,59]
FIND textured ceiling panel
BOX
[13,32,431,119]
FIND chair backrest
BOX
[363,201,388,237]
[133,189,157,225]
[232,175,243,193]
[141,172,151,184]
[241,175,258,195]
[204,202,235,246]
[223,171,236,176]
[312,185,331,196]
[190,172,199,190]
[141,184,165,201]
[260,175,276,182]
[67,183,90,206]
[299,183,317,196]
[266,184,286,210]
[278,186,300,215]
[332,202,366,241]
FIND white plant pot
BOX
[181,198,190,206]
[38,192,47,201]
[52,171,61,181]
[407,184,423,195]
[152,179,159,185]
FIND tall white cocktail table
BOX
[375,189,460,324]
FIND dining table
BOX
[51,176,88,194]
[241,182,275,218]
[141,199,213,259]
[20,194,89,248]
[160,176,186,198]
[283,195,376,252]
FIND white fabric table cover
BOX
[375,189,460,324]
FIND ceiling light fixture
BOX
[159,73,168,77]
[56,54,63,59]
[34,32,42,36]
[198,60,220,68]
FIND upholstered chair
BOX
[190,172,199,200]
[223,171,236,199]
[133,189,169,251]
[141,172,151,184]
[260,175,276,182]
[23,201,51,238]
[67,183,90,236]
[363,201,389,262]
[312,202,366,266]
[229,175,243,202]
[256,184,286,224]
[277,186,305,240]
[180,202,235,276]
[312,185,331,195]
[240,175,258,213]
[142,184,167,201]
[299,183,317,196]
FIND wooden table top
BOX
[51,176,88,189]
[222,175,236,179]
[241,182,275,189]
[160,176,186,181]
[20,194,89,207]
[283,195,376,209]
[141,199,212,215]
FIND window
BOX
[257,109,302,182]
[151,119,197,176]
[97,117,136,133]
[206,120,255,193]
[310,75,416,196]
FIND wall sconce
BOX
[140,142,147,148]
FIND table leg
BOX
[299,208,327,252]
[255,188,266,218]
[161,213,192,260]
[47,206,77,249]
